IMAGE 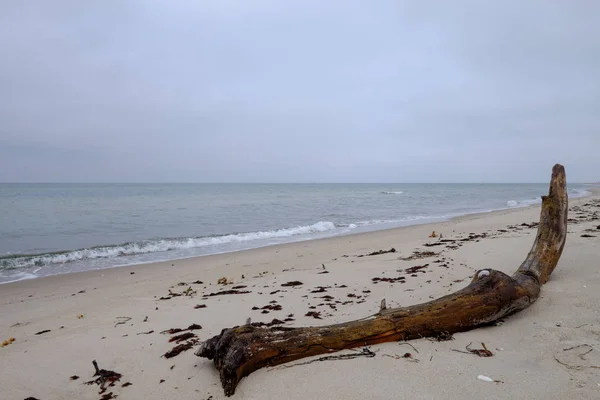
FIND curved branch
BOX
[196,164,568,396]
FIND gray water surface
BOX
[0,183,590,283]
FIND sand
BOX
[2,192,600,400]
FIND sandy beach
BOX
[3,1,599,398]
[2,192,600,400]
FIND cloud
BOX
[1,1,598,182]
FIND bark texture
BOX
[196,164,568,396]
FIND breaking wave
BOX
[506,198,541,207]
[569,188,591,197]
[0,271,38,284]
[1,185,592,281]
[0,221,338,270]
[507,188,590,207]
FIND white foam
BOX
[381,191,404,195]
[355,219,400,226]
[507,198,541,207]
[0,271,38,284]
[505,187,590,209]
[0,221,339,269]
[569,188,591,198]
[355,215,441,227]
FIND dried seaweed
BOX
[305,311,322,319]
[399,251,438,261]
[163,340,199,359]
[423,242,446,247]
[160,324,202,335]
[259,304,282,312]
[86,360,122,395]
[372,276,406,284]
[357,248,396,257]
[114,317,131,327]
[281,281,303,287]
[404,264,429,274]
[204,290,251,297]
[169,332,196,343]
[452,342,493,357]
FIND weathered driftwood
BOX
[196,164,568,396]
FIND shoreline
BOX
[2,188,597,286]
[2,191,600,399]
[1,190,596,292]
[0,200,553,286]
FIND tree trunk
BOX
[196,164,568,396]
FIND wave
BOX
[0,271,38,284]
[569,188,591,197]
[506,198,541,207]
[353,215,450,227]
[355,218,404,226]
[0,221,338,270]
[507,188,590,207]
[1,186,592,279]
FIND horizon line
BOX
[1,181,595,185]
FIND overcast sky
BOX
[0,1,599,183]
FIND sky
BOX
[0,1,599,183]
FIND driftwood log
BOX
[196,164,568,396]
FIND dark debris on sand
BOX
[404,264,429,274]
[305,311,322,319]
[399,251,438,261]
[163,340,199,359]
[169,332,196,343]
[162,325,202,359]
[452,342,494,357]
[85,360,123,397]
[281,281,303,287]
[357,248,396,257]
[160,324,202,335]
[372,276,406,284]
[203,289,251,297]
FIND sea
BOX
[0,183,592,284]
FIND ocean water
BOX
[0,183,591,284]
